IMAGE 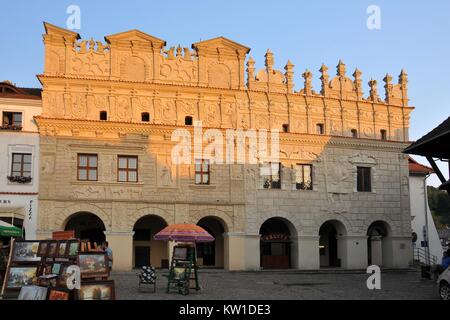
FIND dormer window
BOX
[2,112,22,130]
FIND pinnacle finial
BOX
[337,60,346,77]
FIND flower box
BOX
[7,176,32,183]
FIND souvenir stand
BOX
[0,237,115,300]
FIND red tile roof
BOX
[408,157,434,175]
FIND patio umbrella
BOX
[154,223,214,243]
[0,220,22,237]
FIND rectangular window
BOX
[77,154,98,181]
[263,162,281,189]
[11,153,32,177]
[380,129,387,140]
[316,123,324,135]
[2,112,22,130]
[118,156,138,182]
[195,159,210,185]
[295,164,313,190]
[357,166,372,192]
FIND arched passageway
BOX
[65,212,106,247]
[133,215,168,268]
[319,220,347,268]
[259,217,297,269]
[197,216,227,268]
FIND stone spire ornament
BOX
[337,60,346,77]
[353,68,363,99]
[246,56,255,88]
[399,69,409,106]
[383,73,393,102]
[319,63,329,96]
[265,49,274,73]
[284,60,295,93]
[368,79,379,102]
[302,69,313,95]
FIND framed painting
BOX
[48,287,70,300]
[51,263,62,275]
[173,246,188,260]
[37,241,49,257]
[77,280,115,300]
[47,241,58,258]
[11,241,41,263]
[77,253,109,279]
[17,285,48,300]
[57,241,68,258]
[5,266,38,290]
[67,240,80,258]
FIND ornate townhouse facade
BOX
[0,81,41,241]
[35,23,414,271]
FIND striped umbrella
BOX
[154,223,214,243]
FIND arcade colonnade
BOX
[42,206,410,271]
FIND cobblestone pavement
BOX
[111,269,439,300]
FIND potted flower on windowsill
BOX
[7,176,32,184]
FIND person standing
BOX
[103,241,113,272]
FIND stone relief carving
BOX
[41,155,55,174]
[348,152,377,165]
[71,39,110,76]
[326,156,353,194]
[73,186,106,199]
[116,96,131,121]
[157,155,177,188]
[231,164,244,180]
[321,193,349,214]
[68,93,87,119]
[111,187,143,200]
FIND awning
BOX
[0,220,23,237]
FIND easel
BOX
[0,238,15,299]
[166,244,200,295]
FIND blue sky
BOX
[0,0,448,186]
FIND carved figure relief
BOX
[72,39,110,76]
[157,155,177,188]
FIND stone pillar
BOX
[384,236,412,268]
[244,233,261,271]
[296,235,320,270]
[370,236,383,267]
[223,232,247,271]
[104,231,134,271]
[342,235,368,269]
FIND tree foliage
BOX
[427,186,450,227]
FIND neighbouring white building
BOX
[409,157,444,263]
[0,81,41,241]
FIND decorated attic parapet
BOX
[42,22,409,107]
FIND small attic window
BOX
[141,112,150,122]
[282,124,289,133]
[100,111,107,121]
[185,116,193,126]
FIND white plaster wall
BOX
[409,175,444,262]
[0,98,41,240]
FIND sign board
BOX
[52,230,75,240]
